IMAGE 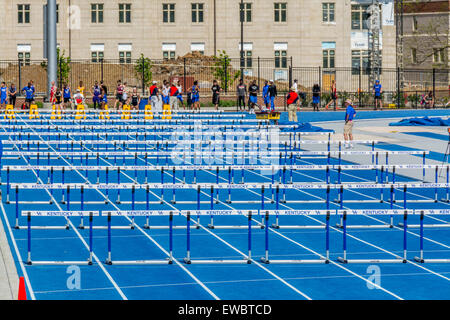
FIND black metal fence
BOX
[0,58,448,108]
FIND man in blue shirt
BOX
[344,99,356,149]
[373,80,383,110]
[22,82,35,109]
[0,82,7,109]
[262,81,270,111]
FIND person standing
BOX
[211,80,221,110]
[169,81,180,111]
[344,99,356,149]
[49,81,57,105]
[176,80,184,108]
[0,82,7,110]
[262,81,270,111]
[325,80,337,110]
[149,81,159,113]
[248,80,259,113]
[191,81,200,112]
[373,79,383,110]
[312,83,321,112]
[286,87,299,122]
[77,81,85,96]
[63,83,72,109]
[114,80,124,110]
[21,82,35,109]
[236,79,247,111]
[92,81,101,109]
[8,83,17,108]
[268,80,277,111]
[130,88,140,110]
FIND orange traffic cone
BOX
[18,277,27,300]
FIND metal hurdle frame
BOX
[183,210,256,264]
[104,210,176,265]
[414,209,450,263]
[22,211,98,266]
[337,209,411,264]
[261,210,332,264]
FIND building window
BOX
[240,3,252,23]
[411,48,417,64]
[163,3,175,23]
[240,51,253,68]
[191,43,205,55]
[275,50,287,69]
[119,4,131,23]
[352,50,369,75]
[322,3,335,22]
[163,51,176,60]
[323,49,335,69]
[412,16,418,31]
[433,48,445,64]
[351,4,369,30]
[91,50,104,63]
[192,3,204,23]
[119,51,132,64]
[56,4,59,23]
[274,3,287,22]
[91,4,104,23]
[18,4,30,24]
[18,52,31,66]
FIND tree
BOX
[135,54,153,90]
[40,48,71,86]
[213,50,240,92]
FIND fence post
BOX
[142,57,145,96]
[432,68,436,102]
[397,67,400,108]
[58,58,62,89]
[257,57,260,89]
[183,58,186,94]
[318,66,322,108]
[358,67,362,108]
[288,65,292,90]
[18,59,22,93]
[224,57,228,94]
[101,59,104,83]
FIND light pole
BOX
[240,0,244,81]
[47,0,57,99]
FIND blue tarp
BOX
[389,116,450,127]
[279,122,334,133]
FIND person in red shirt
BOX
[169,82,179,111]
[49,81,57,104]
[149,81,160,113]
[286,87,299,122]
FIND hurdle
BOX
[183,210,255,264]
[261,210,331,264]
[414,209,450,263]
[337,209,411,264]
[104,210,175,265]
[22,211,98,266]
